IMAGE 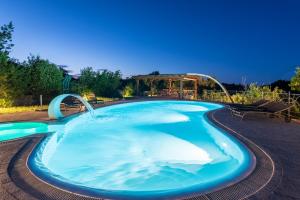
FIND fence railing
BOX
[201,90,300,119]
[202,90,300,101]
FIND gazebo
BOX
[132,73,233,103]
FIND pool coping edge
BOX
[1,100,276,200]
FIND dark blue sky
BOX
[1,0,299,83]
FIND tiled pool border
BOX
[0,99,275,200]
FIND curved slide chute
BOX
[187,73,234,103]
[48,94,94,119]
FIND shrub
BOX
[122,84,134,97]
[202,83,283,104]
[290,67,300,92]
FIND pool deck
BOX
[210,109,300,200]
[0,101,300,200]
[0,100,135,123]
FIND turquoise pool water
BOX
[0,122,48,141]
[30,101,255,199]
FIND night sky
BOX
[1,0,300,84]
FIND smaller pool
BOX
[0,122,48,141]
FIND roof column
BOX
[194,79,198,100]
[168,79,172,95]
[179,79,183,99]
[136,79,139,96]
[150,79,153,96]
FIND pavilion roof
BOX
[132,73,203,81]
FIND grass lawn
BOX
[96,97,119,102]
[0,97,119,114]
[0,105,49,114]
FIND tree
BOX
[0,22,27,107]
[149,71,160,75]
[78,67,96,94]
[270,80,290,91]
[77,68,122,97]
[290,67,300,92]
[93,70,122,97]
[26,55,63,98]
[0,52,28,107]
[0,22,14,56]
[4,59,29,96]
[0,75,13,107]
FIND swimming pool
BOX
[0,122,48,141]
[29,101,255,199]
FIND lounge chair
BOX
[60,98,83,112]
[231,101,294,121]
[227,99,271,113]
[88,97,104,105]
[85,93,104,105]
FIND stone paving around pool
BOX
[0,105,299,200]
[212,109,300,200]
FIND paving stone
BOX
[0,105,299,200]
